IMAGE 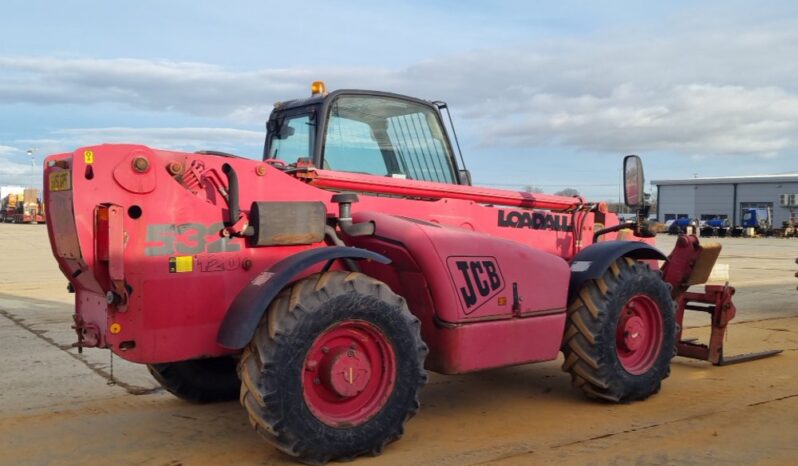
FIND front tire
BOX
[239,271,427,465]
[562,257,676,402]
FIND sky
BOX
[1,0,797,200]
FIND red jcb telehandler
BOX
[43,82,779,464]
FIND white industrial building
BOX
[653,174,798,227]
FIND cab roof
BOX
[272,89,440,114]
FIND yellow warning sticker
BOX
[84,150,94,164]
[169,256,194,273]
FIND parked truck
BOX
[731,207,773,237]
[1,185,23,221]
[1,187,45,223]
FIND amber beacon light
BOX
[311,80,327,96]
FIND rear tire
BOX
[562,257,675,402]
[239,271,427,465]
[148,356,240,403]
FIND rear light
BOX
[96,206,110,261]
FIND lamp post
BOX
[26,148,38,186]
[26,148,37,169]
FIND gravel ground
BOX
[1,224,796,465]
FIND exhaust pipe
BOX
[222,163,239,226]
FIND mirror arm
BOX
[634,203,656,238]
[593,204,655,243]
[593,222,635,243]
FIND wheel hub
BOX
[322,348,372,397]
[622,316,646,351]
[615,294,663,375]
[302,320,396,427]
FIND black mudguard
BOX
[568,240,667,299]
[217,246,390,350]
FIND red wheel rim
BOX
[302,320,396,427]
[615,294,663,375]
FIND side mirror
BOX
[458,169,472,186]
[278,124,296,140]
[623,155,645,208]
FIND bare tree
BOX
[554,188,580,197]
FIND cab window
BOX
[268,114,312,161]
[324,114,387,174]
[323,95,457,183]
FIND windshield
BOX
[323,95,457,183]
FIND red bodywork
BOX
[45,144,638,374]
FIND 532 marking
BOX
[144,222,241,256]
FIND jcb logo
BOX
[447,256,505,314]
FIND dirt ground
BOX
[0,224,796,465]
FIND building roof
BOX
[652,173,798,186]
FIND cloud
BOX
[0,159,32,176]
[16,127,265,160]
[0,145,38,187]
[479,84,798,156]
[0,145,22,156]
[56,127,263,149]
[2,11,798,159]
[0,156,38,187]
[0,57,386,122]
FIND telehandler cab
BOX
[43,81,778,464]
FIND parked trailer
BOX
[700,218,729,238]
